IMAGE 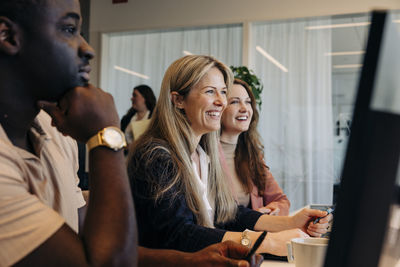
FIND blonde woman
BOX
[220,79,290,216]
[128,55,331,256]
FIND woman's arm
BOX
[254,208,331,233]
[217,205,330,255]
[220,206,304,256]
[222,228,308,256]
[221,208,332,256]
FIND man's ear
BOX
[0,17,21,56]
[170,91,185,109]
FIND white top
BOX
[125,110,150,143]
[191,145,214,227]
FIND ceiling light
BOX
[183,50,193,55]
[333,64,363,69]
[256,46,288,73]
[325,51,365,56]
[114,66,150,79]
[306,22,370,30]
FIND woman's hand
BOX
[290,208,333,237]
[257,203,280,216]
[306,213,332,237]
[262,229,309,256]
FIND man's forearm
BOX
[138,247,189,267]
[83,148,137,266]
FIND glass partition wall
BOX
[249,13,376,210]
[250,17,334,210]
[100,12,399,211]
[100,25,242,116]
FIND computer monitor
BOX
[324,10,400,267]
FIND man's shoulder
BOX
[36,111,59,137]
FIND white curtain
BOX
[250,19,334,211]
[100,25,242,117]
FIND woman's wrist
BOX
[223,230,267,253]
[287,215,296,229]
[254,213,294,232]
[251,231,267,253]
[261,232,276,254]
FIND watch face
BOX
[103,127,124,148]
[241,239,250,246]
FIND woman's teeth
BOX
[206,111,220,117]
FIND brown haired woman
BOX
[220,78,290,216]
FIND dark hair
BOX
[120,85,157,132]
[232,78,266,196]
[0,1,45,31]
[134,85,156,117]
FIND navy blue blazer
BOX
[128,140,263,252]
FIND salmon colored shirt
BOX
[0,111,85,266]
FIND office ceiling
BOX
[330,14,369,74]
[331,12,400,73]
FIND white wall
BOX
[88,0,400,85]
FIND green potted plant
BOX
[230,66,263,109]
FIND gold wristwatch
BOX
[86,126,127,151]
[240,229,252,248]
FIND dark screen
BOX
[324,10,400,267]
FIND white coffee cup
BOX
[286,238,329,267]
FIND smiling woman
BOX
[171,67,227,142]
[220,78,290,216]
[127,55,331,256]
[129,55,236,229]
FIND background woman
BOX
[220,78,290,215]
[120,84,156,144]
[128,55,331,256]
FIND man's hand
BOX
[38,84,120,142]
[190,241,263,267]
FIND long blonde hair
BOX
[129,55,237,227]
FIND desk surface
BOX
[261,260,294,267]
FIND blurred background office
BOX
[79,0,400,212]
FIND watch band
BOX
[86,126,127,151]
[240,229,252,248]
[87,132,103,151]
